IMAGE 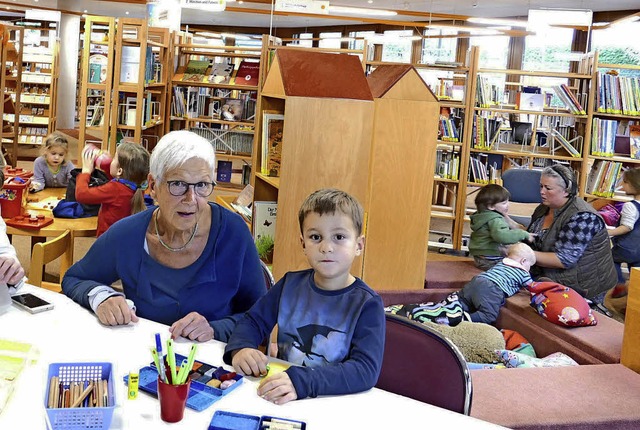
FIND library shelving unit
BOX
[365,64,439,289]
[256,49,438,290]
[1,24,23,166]
[77,15,116,161]
[583,51,640,202]
[464,50,594,236]
[363,47,479,252]
[168,35,265,193]
[109,18,171,154]
[17,22,59,149]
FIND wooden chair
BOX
[28,230,72,293]
[376,313,473,415]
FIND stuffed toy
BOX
[528,281,597,327]
[419,320,505,364]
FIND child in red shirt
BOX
[75,143,150,236]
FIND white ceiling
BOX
[7,0,640,29]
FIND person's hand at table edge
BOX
[96,295,138,326]
[169,311,214,342]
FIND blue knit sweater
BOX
[224,269,385,400]
[62,203,266,342]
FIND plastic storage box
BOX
[0,177,31,218]
[209,410,306,430]
[45,362,115,430]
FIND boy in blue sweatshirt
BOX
[223,189,385,405]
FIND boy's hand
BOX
[81,148,98,174]
[0,255,24,285]
[231,348,268,377]
[257,372,298,405]
[527,232,536,242]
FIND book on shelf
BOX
[552,84,585,115]
[221,99,244,122]
[631,125,640,160]
[551,130,581,158]
[262,113,284,177]
[230,184,254,222]
[120,47,141,84]
[185,59,209,74]
[216,160,233,183]
[209,61,235,85]
[233,60,260,86]
[253,201,277,242]
[88,54,108,84]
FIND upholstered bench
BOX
[498,291,623,364]
[424,260,482,289]
[470,364,640,429]
[378,288,623,365]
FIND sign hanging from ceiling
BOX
[180,0,227,12]
[275,0,329,15]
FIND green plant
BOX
[255,235,274,261]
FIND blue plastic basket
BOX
[44,362,115,430]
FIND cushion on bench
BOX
[503,291,623,364]
[471,364,640,429]
[425,260,482,289]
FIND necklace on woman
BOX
[154,210,198,252]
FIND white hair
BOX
[150,130,215,181]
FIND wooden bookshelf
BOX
[109,19,170,154]
[77,16,116,161]
[17,22,59,150]
[168,35,268,193]
[582,51,640,201]
[255,49,438,290]
[0,24,23,166]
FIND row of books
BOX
[596,71,640,116]
[476,75,504,108]
[180,59,260,87]
[552,84,586,115]
[591,119,640,158]
[471,116,502,150]
[548,129,582,158]
[438,118,461,142]
[171,86,256,122]
[586,160,623,197]
[435,148,460,180]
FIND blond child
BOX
[223,189,385,405]
[30,132,75,192]
[469,183,534,270]
[609,168,640,298]
[75,142,149,237]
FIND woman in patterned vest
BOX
[527,164,617,303]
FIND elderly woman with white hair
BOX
[63,131,266,342]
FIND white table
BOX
[0,285,505,429]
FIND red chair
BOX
[376,313,472,415]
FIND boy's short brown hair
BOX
[475,184,511,212]
[298,188,364,235]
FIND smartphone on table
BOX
[11,293,54,314]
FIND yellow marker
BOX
[128,372,139,399]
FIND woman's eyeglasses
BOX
[166,180,216,197]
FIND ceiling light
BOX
[467,17,528,27]
[83,9,88,13]
[427,24,500,35]
[329,5,397,16]
[125,11,129,15]
[527,9,593,31]
[221,32,250,40]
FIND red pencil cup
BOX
[157,376,191,423]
